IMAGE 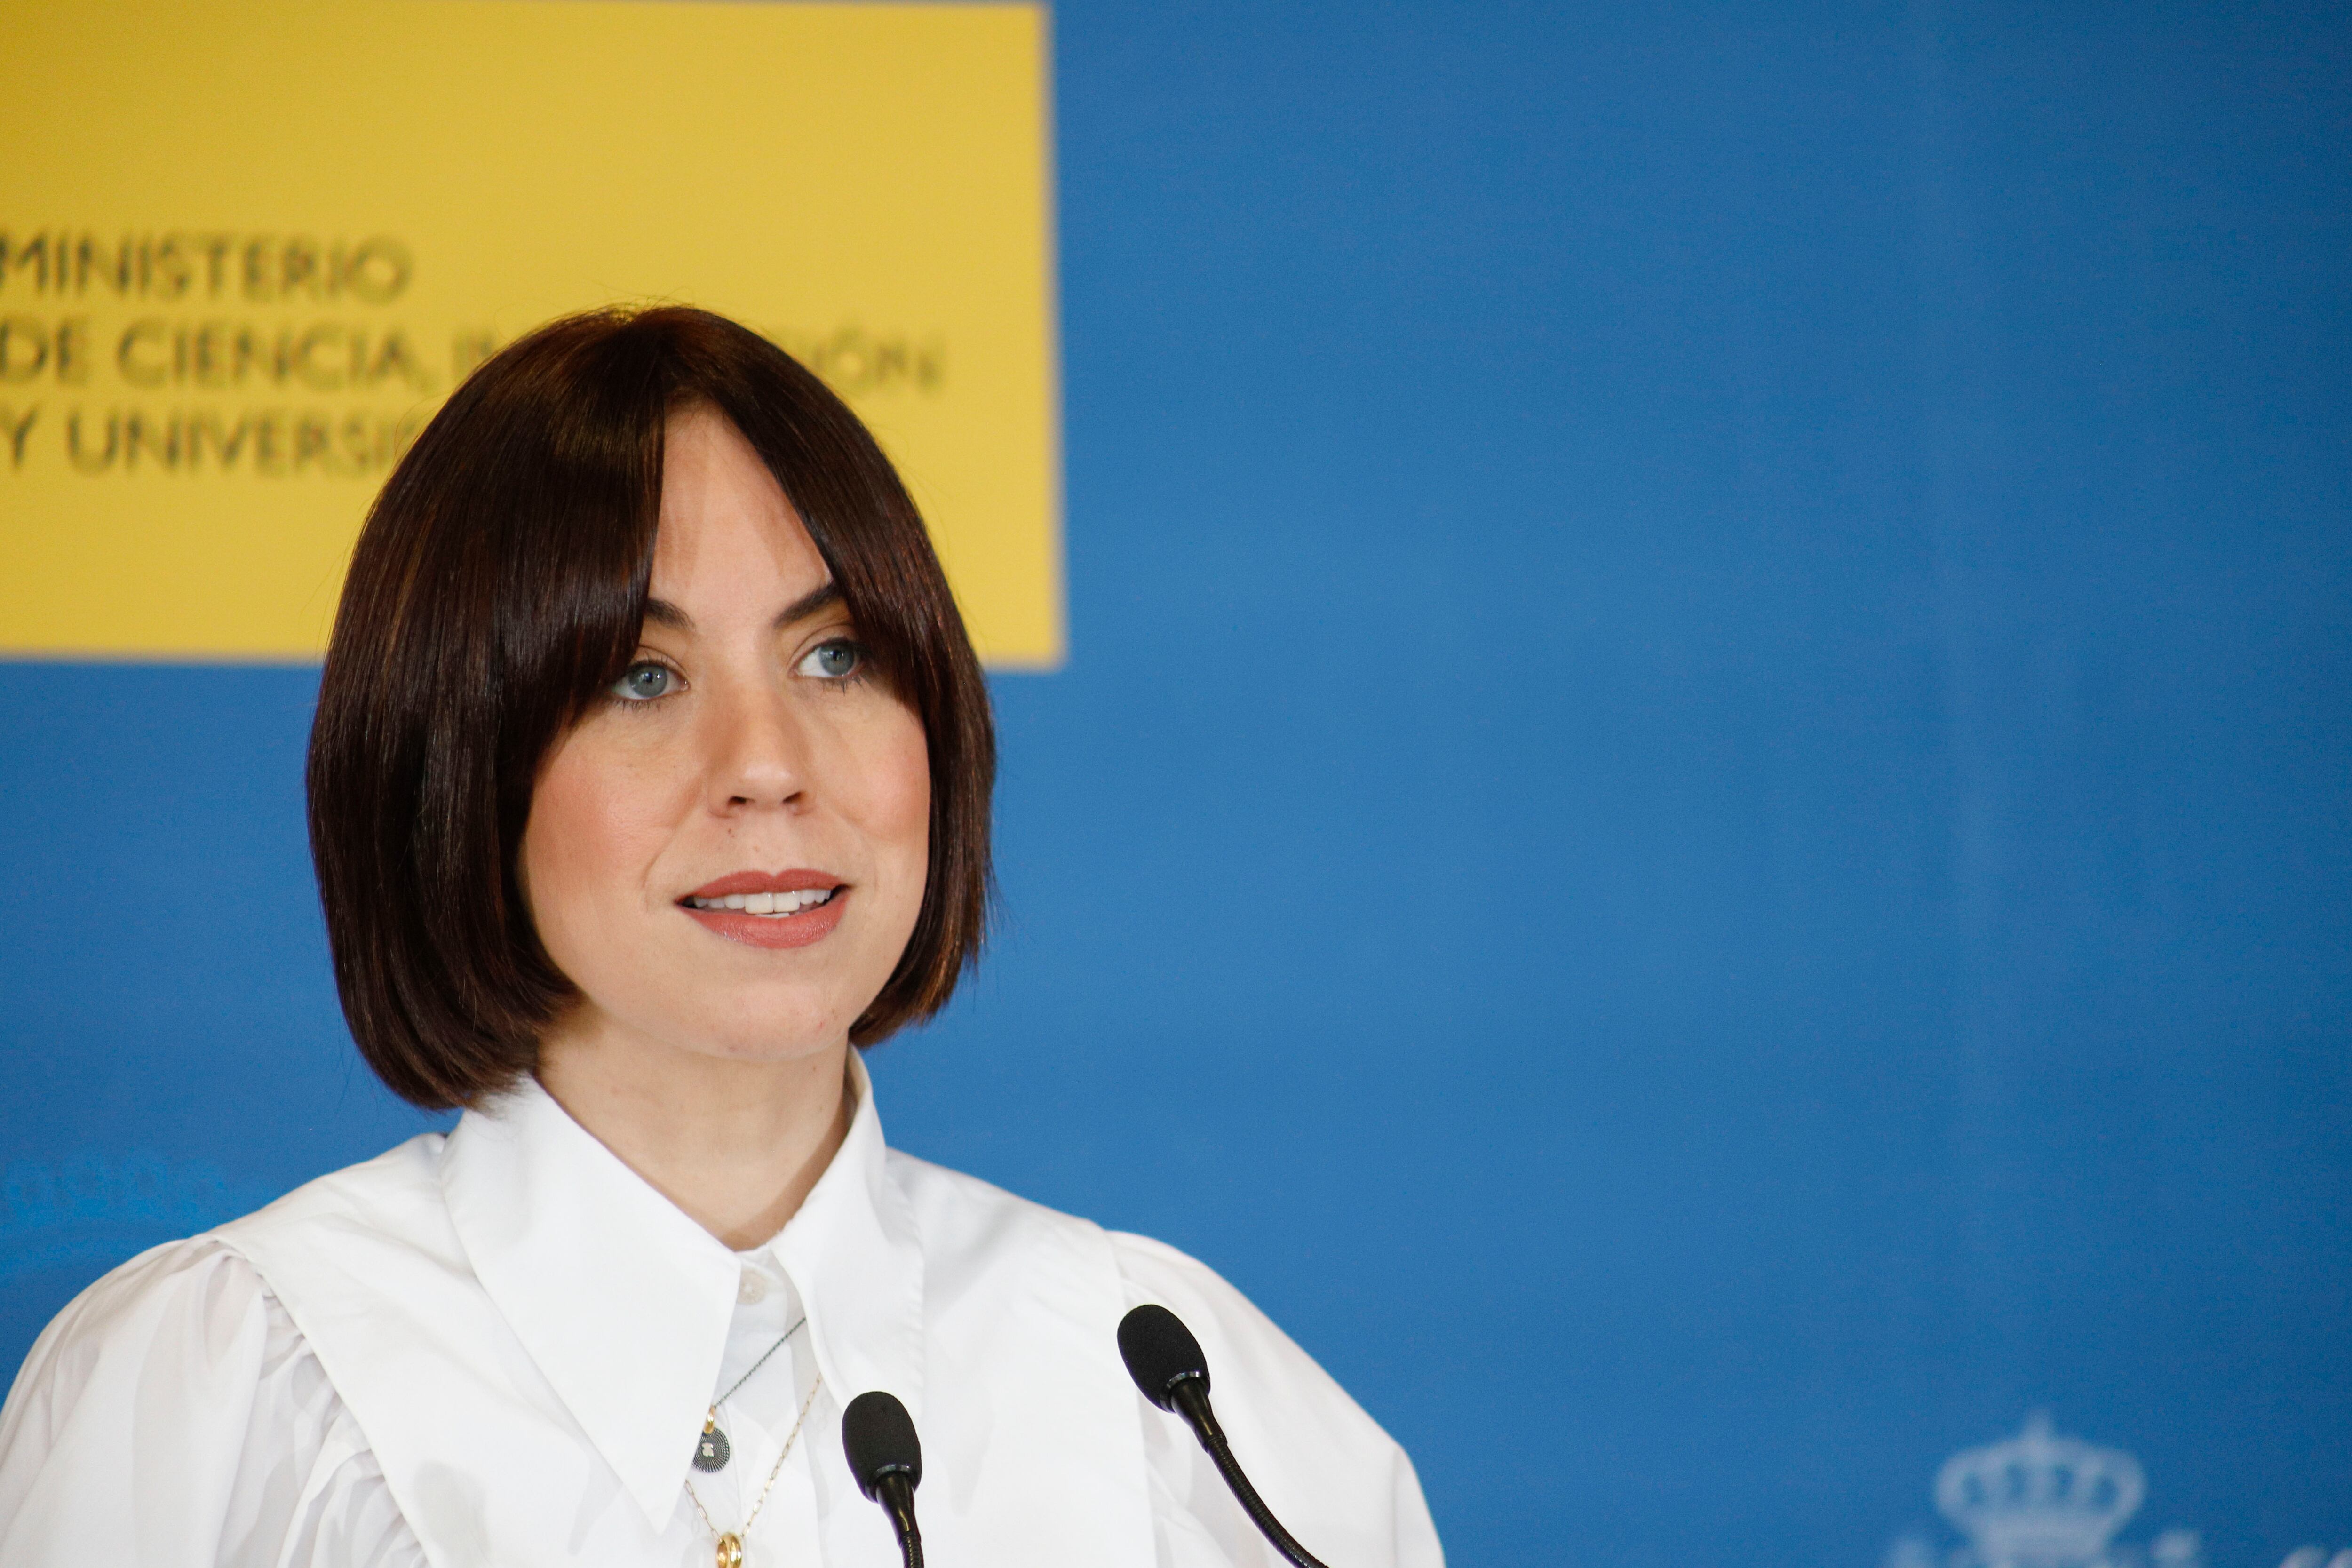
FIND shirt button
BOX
[737,1270,768,1305]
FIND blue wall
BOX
[4,2,2348,1564]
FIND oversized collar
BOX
[437,1054,926,1530]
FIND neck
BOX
[534,1018,856,1251]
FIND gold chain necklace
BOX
[684,1371,824,1568]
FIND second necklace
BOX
[687,1370,823,1568]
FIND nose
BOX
[702,678,810,813]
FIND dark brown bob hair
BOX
[308,305,995,1111]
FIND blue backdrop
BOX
[4,3,2348,1565]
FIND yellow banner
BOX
[0,0,1062,666]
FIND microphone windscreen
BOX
[842,1390,923,1498]
[1118,1304,1211,1410]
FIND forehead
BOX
[652,405,830,605]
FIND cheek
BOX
[521,733,673,940]
[853,708,933,883]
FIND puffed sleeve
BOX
[1111,1231,1446,1568]
[0,1237,425,1568]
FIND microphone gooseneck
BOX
[1117,1305,1336,1568]
[842,1391,925,1568]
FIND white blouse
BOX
[0,1061,1443,1568]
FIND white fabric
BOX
[0,1061,1443,1568]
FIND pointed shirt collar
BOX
[437,1056,925,1529]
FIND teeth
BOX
[689,888,835,916]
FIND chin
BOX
[681,996,863,1062]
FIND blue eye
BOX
[612,662,675,701]
[798,640,862,681]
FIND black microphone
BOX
[1118,1304,1335,1568]
[842,1390,925,1568]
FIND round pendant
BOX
[693,1424,732,1472]
[715,1532,744,1568]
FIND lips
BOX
[678,870,847,950]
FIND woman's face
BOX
[519,404,931,1066]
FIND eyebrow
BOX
[641,580,844,635]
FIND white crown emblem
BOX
[1934,1414,2146,1568]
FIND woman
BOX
[0,308,1445,1568]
